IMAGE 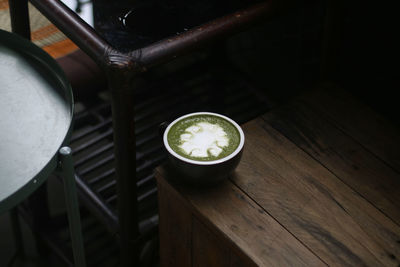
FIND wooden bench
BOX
[156,84,400,266]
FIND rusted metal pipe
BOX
[135,1,277,68]
[29,0,277,71]
[106,69,139,266]
[8,0,31,39]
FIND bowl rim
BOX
[163,112,245,165]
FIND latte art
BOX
[179,122,229,158]
[167,114,241,161]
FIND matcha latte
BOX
[166,113,241,162]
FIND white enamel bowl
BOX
[162,112,245,185]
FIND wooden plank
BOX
[156,167,324,266]
[192,217,231,267]
[230,251,248,267]
[158,179,192,267]
[192,217,251,267]
[264,99,400,224]
[235,117,400,266]
[301,83,400,172]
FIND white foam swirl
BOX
[179,122,229,158]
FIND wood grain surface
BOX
[236,118,400,266]
[192,217,232,267]
[158,180,192,267]
[263,98,400,225]
[157,86,400,266]
[301,83,400,172]
[157,168,324,266]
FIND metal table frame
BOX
[7,0,299,265]
[0,27,86,266]
[4,147,86,267]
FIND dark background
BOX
[228,0,399,125]
[92,0,399,127]
[338,2,399,125]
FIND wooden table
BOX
[156,84,400,266]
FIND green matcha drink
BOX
[167,114,241,161]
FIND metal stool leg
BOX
[10,208,24,257]
[27,184,51,257]
[59,146,86,267]
[7,208,25,266]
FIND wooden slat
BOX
[235,117,400,266]
[300,83,400,173]
[263,99,400,224]
[230,251,248,267]
[192,217,251,267]
[192,218,231,267]
[158,180,192,267]
[156,168,324,266]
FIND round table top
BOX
[0,30,73,213]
